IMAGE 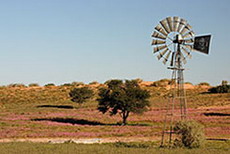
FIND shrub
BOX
[69,87,94,104]
[173,120,205,148]
[8,83,27,88]
[208,85,230,93]
[28,83,39,87]
[61,83,72,87]
[71,82,84,86]
[197,82,210,86]
[89,81,99,85]
[151,79,171,87]
[44,83,55,87]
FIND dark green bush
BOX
[44,83,55,87]
[69,87,94,104]
[208,85,230,93]
[173,120,205,148]
[28,83,39,87]
[61,83,72,87]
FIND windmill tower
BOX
[151,16,211,146]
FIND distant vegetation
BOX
[71,82,84,86]
[150,79,176,87]
[89,81,99,85]
[28,83,39,87]
[44,83,56,87]
[209,81,230,93]
[7,83,27,88]
[197,82,210,86]
[69,87,94,104]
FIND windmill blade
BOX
[184,38,194,44]
[177,18,187,32]
[153,44,167,53]
[160,19,171,33]
[183,44,193,50]
[182,31,195,39]
[152,31,167,40]
[181,23,192,34]
[173,16,180,32]
[151,39,166,45]
[157,48,168,60]
[155,24,168,36]
[180,26,190,35]
[185,24,192,30]
[181,46,192,59]
[170,52,175,66]
[163,50,172,64]
[166,17,173,32]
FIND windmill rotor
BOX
[151,16,197,67]
[151,16,211,67]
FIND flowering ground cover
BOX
[0,85,229,140]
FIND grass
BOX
[0,140,229,154]
[0,85,229,139]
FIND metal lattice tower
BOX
[151,16,211,147]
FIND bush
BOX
[151,79,172,87]
[69,87,94,104]
[71,82,84,86]
[173,120,205,148]
[28,83,39,87]
[44,83,55,87]
[208,85,230,93]
[61,83,72,87]
[197,82,210,86]
[89,81,99,85]
[8,83,27,88]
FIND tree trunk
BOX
[121,111,129,126]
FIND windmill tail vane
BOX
[151,16,211,147]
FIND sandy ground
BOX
[0,137,160,144]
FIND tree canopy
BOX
[97,79,150,125]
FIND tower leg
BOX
[160,44,187,147]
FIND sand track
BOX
[0,137,160,144]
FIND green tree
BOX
[69,87,94,104]
[97,79,150,125]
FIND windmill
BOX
[151,16,211,146]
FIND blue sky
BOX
[0,0,229,86]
